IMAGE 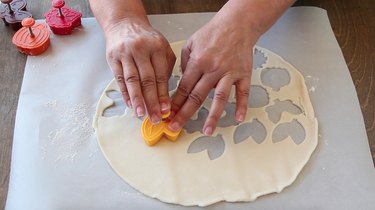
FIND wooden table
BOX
[1,0,374,208]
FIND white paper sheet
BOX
[6,7,375,210]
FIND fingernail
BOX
[204,126,213,136]
[161,102,170,113]
[236,114,244,122]
[168,122,181,132]
[136,107,144,117]
[151,114,161,125]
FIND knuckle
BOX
[153,37,165,49]
[116,75,125,83]
[192,55,209,66]
[106,50,117,62]
[156,74,169,84]
[214,90,229,102]
[188,91,204,107]
[176,85,190,97]
[237,87,250,97]
[152,43,167,55]
[140,77,156,89]
[125,74,140,84]
[189,54,220,74]
[107,42,127,57]
[131,38,145,49]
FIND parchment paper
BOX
[6,7,375,210]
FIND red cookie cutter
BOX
[44,0,82,35]
[12,18,50,55]
[0,0,32,30]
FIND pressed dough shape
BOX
[93,41,318,206]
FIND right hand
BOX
[104,18,176,124]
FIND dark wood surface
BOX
[0,0,374,208]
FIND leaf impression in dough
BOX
[272,119,306,145]
[265,99,303,123]
[248,85,269,108]
[187,135,225,160]
[233,119,267,144]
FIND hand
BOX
[104,18,176,124]
[168,14,260,136]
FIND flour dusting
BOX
[43,100,95,162]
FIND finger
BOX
[121,57,146,118]
[133,54,161,124]
[168,74,216,132]
[181,41,192,74]
[151,51,172,114]
[235,76,251,123]
[203,77,233,136]
[108,60,132,108]
[170,60,203,118]
[115,74,132,108]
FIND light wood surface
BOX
[1,0,374,208]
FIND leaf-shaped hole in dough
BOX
[261,68,290,91]
[168,75,180,92]
[272,119,306,145]
[234,119,267,144]
[184,102,238,133]
[184,107,208,134]
[253,48,267,70]
[217,103,238,128]
[249,85,269,108]
[187,135,225,160]
[265,99,303,123]
[102,90,126,117]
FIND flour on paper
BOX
[93,41,318,206]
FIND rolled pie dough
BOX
[93,41,318,206]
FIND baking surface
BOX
[5,7,375,209]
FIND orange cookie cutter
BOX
[12,17,50,55]
[141,112,182,146]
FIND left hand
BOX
[168,13,260,136]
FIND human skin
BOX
[89,0,295,135]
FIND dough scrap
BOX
[93,41,318,206]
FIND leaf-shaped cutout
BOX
[261,68,290,91]
[265,99,302,123]
[184,108,208,134]
[185,103,238,134]
[233,119,267,144]
[217,103,238,128]
[187,135,225,160]
[248,85,269,108]
[168,75,180,92]
[102,90,126,117]
[272,119,306,145]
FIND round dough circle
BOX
[93,41,318,206]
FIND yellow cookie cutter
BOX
[141,112,182,146]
